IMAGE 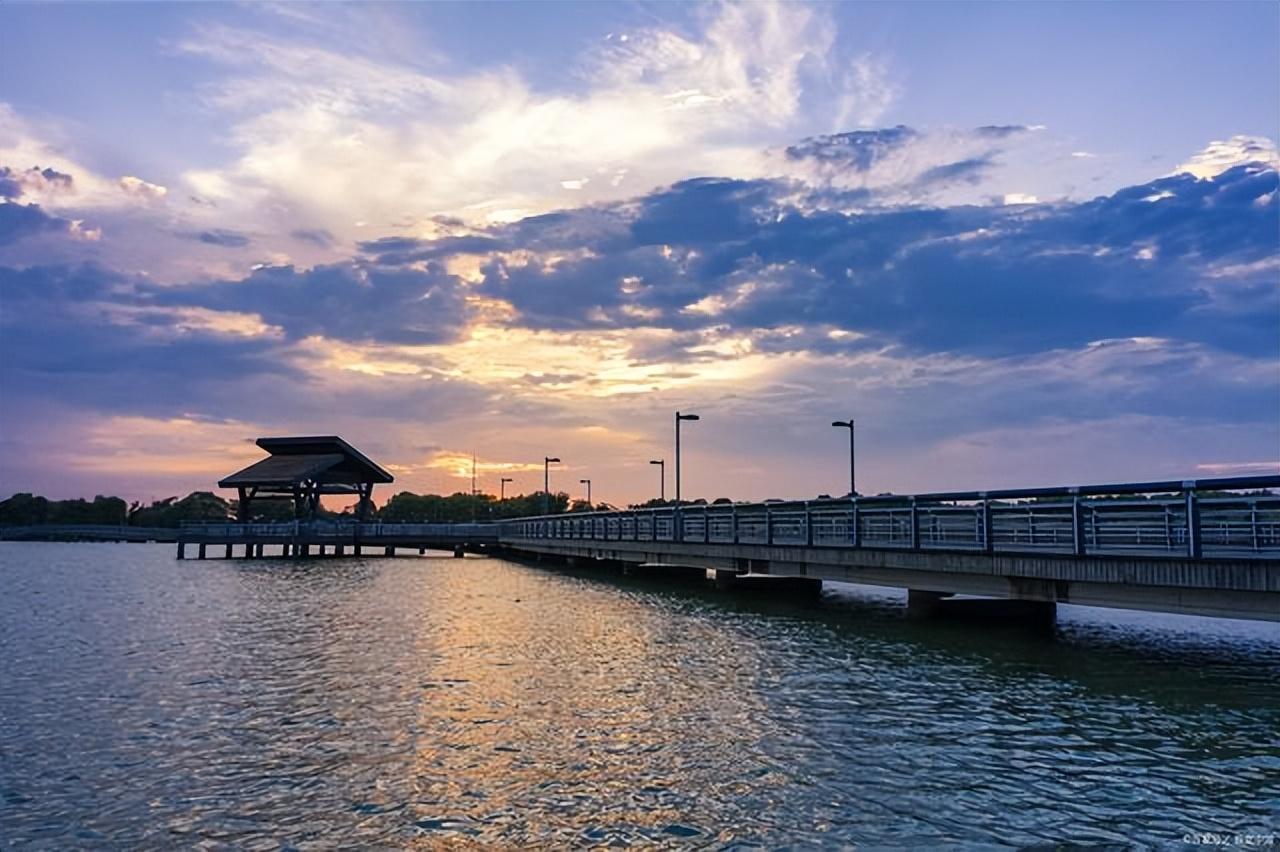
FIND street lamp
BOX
[649,459,665,502]
[675,411,700,506]
[579,478,592,507]
[831,419,856,496]
[543,457,561,514]
[500,477,513,500]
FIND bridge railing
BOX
[502,476,1280,560]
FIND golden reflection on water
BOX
[403,561,777,845]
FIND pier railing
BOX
[504,476,1280,560]
[178,520,498,542]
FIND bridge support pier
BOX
[908,589,1056,630]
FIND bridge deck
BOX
[499,477,1280,622]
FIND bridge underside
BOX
[497,537,1280,622]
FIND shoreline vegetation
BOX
[0,490,676,527]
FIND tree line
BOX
[0,489,605,527]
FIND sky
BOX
[0,0,1277,507]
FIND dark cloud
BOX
[466,162,1277,360]
[0,202,75,246]
[357,234,501,265]
[913,156,993,188]
[291,228,335,248]
[0,166,74,199]
[192,229,251,248]
[784,126,918,170]
[153,261,472,345]
[0,264,295,417]
[974,124,1035,139]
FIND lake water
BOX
[1,542,1277,848]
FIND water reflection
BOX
[0,543,1275,847]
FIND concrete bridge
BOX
[14,475,1273,624]
[499,476,1280,623]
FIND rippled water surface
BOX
[1,543,1277,848]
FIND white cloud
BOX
[834,54,899,129]
[1002,192,1038,205]
[167,2,880,239]
[1175,135,1279,179]
[119,175,168,201]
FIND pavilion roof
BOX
[218,436,393,489]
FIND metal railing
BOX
[503,476,1280,560]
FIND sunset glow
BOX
[1,2,1276,506]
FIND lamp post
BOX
[500,477,513,501]
[831,419,856,497]
[543,457,560,515]
[649,459,665,502]
[675,412,699,541]
[579,478,592,507]
[675,412,699,505]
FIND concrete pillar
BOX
[197,543,207,559]
[177,543,185,559]
[384,546,395,557]
[336,544,345,556]
[419,547,426,555]
[224,543,233,559]
[300,544,311,557]
[453,545,465,558]
[907,589,950,620]
[908,590,1056,631]
[354,544,362,556]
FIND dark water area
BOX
[1,543,1277,848]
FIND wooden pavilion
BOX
[219,436,393,521]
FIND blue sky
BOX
[0,1,1276,504]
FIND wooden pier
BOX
[176,521,499,560]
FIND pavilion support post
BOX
[357,483,374,521]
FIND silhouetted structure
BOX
[219,436,392,521]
